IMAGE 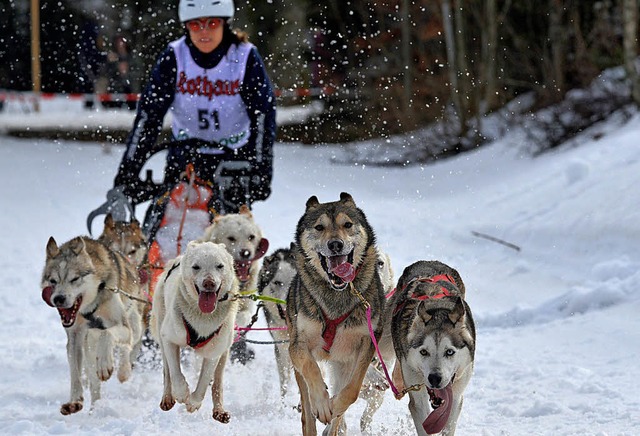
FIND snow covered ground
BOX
[1,103,639,435]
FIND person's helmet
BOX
[178,0,234,23]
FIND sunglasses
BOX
[186,18,223,32]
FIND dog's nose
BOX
[202,278,217,291]
[327,239,343,254]
[53,294,66,307]
[428,373,442,388]
[239,249,251,259]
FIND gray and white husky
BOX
[41,236,144,415]
[390,260,475,436]
[257,244,297,398]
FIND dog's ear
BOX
[448,296,466,325]
[68,237,86,256]
[305,196,320,210]
[46,237,60,259]
[339,192,355,205]
[130,219,141,230]
[417,301,433,323]
[210,207,220,221]
[104,213,115,229]
[239,204,253,217]
[289,242,296,252]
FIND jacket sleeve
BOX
[241,46,277,201]
[113,46,176,201]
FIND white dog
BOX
[200,205,269,364]
[151,240,239,423]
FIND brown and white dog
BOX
[287,193,386,435]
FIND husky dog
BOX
[390,260,475,436]
[257,244,297,398]
[200,205,269,364]
[98,214,148,268]
[150,240,239,423]
[98,214,150,326]
[41,236,144,415]
[259,244,396,427]
[287,192,386,435]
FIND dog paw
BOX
[96,352,115,382]
[309,389,332,425]
[212,408,231,424]
[185,398,202,413]
[117,362,132,383]
[60,401,83,415]
[160,394,175,411]
[172,380,190,405]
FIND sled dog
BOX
[98,214,148,268]
[287,192,386,435]
[41,236,144,415]
[257,244,297,398]
[390,260,475,436]
[200,205,269,363]
[150,240,239,423]
[98,214,150,324]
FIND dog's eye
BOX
[419,349,430,357]
[274,280,283,287]
[70,277,80,284]
[192,265,201,271]
[314,224,324,232]
[228,236,236,243]
[49,279,57,285]
[217,264,224,270]
[344,222,353,229]
[128,249,137,256]
[445,349,455,357]
[248,235,256,241]
[377,260,385,268]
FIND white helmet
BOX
[178,0,234,23]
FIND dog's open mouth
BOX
[234,260,251,283]
[319,252,355,290]
[195,282,220,314]
[423,376,455,435]
[57,295,83,328]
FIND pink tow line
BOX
[366,305,401,398]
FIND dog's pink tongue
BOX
[423,384,453,435]
[332,262,356,282]
[42,286,54,307]
[198,292,217,313]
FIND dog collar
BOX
[183,317,223,349]
[320,307,354,353]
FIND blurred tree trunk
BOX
[483,0,498,112]
[548,0,566,102]
[401,0,412,115]
[441,0,461,126]
[622,0,640,105]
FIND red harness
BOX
[392,273,456,315]
[183,317,223,349]
[320,307,354,353]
